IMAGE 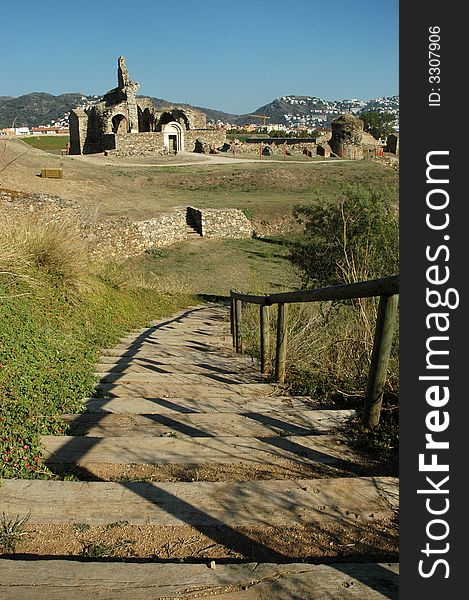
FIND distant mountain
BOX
[239,95,400,129]
[0,92,399,130]
[0,92,94,128]
[149,98,239,125]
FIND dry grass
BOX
[0,211,92,290]
[242,297,397,399]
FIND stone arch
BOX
[138,106,154,132]
[162,121,184,153]
[172,109,190,130]
[156,112,175,131]
[112,113,128,134]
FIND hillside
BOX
[0,92,91,128]
[0,92,399,129]
[244,95,399,129]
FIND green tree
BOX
[359,111,396,140]
[289,185,399,288]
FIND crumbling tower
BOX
[329,114,364,159]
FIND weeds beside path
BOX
[0,212,196,479]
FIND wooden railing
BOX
[230,275,399,428]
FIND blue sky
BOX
[0,0,398,114]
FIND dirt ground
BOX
[7,519,398,563]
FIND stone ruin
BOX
[329,114,364,159]
[69,56,226,156]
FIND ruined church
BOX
[69,57,225,156]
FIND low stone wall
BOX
[108,132,165,157]
[104,129,226,157]
[225,140,318,156]
[188,206,253,239]
[1,191,253,259]
[185,129,227,152]
[135,209,188,247]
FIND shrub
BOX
[289,185,398,288]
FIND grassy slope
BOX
[138,237,300,296]
[0,274,195,479]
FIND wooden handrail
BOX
[230,275,399,428]
[231,275,398,306]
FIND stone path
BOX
[0,304,398,599]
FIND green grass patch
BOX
[0,273,195,479]
[21,135,70,153]
[133,236,300,296]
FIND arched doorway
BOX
[162,121,184,153]
[112,114,128,134]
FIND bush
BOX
[289,185,398,288]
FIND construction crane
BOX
[246,114,271,126]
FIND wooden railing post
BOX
[362,294,399,428]
[234,299,243,353]
[274,303,288,383]
[230,295,235,347]
[260,304,270,375]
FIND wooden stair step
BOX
[94,361,252,375]
[96,354,243,366]
[99,347,236,359]
[95,382,275,399]
[83,395,331,414]
[60,409,354,437]
[0,477,398,526]
[41,434,360,467]
[0,560,399,600]
[94,371,264,384]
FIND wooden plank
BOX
[93,361,257,376]
[94,371,263,385]
[41,433,363,466]
[0,561,399,600]
[231,275,399,306]
[60,409,354,438]
[0,477,398,526]
[95,382,274,399]
[235,298,242,352]
[83,395,326,415]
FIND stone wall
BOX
[107,132,165,156]
[1,191,253,260]
[69,109,88,155]
[224,140,318,156]
[185,129,227,152]
[187,206,253,239]
[105,129,226,156]
[135,210,188,247]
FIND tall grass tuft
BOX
[0,212,91,291]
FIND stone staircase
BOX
[185,223,202,242]
[0,304,399,599]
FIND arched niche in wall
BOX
[112,113,128,134]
